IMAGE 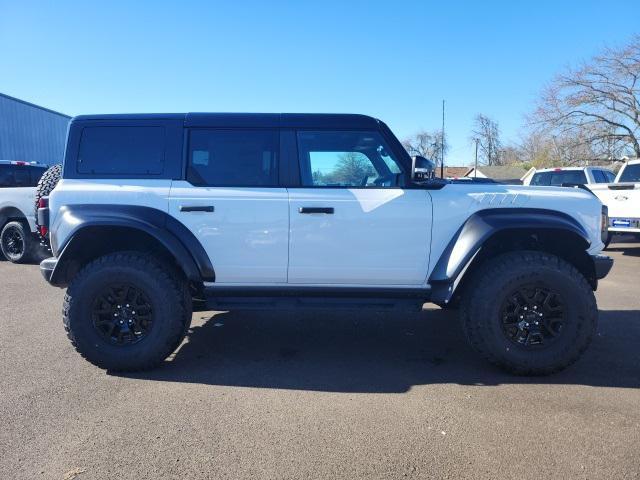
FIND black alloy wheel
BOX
[91,284,154,345]
[500,285,565,347]
[2,225,24,259]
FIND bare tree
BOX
[471,114,502,165]
[533,35,640,159]
[402,129,449,166]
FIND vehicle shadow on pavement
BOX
[119,307,640,392]
[606,245,640,257]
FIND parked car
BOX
[524,166,616,187]
[38,113,612,375]
[590,159,640,239]
[0,160,48,262]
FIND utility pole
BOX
[440,100,445,178]
[474,138,479,178]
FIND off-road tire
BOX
[63,252,193,371]
[34,163,62,247]
[0,221,36,263]
[460,251,597,375]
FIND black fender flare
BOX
[428,208,591,303]
[48,205,214,286]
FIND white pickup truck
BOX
[590,160,640,238]
[0,161,48,262]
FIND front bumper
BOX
[592,254,613,280]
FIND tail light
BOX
[601,205,609,243]
[37,197,49,237]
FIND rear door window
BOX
[77,126,165,175]
[187,129,279,187]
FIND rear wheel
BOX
[0,221,36,263]
[460,251,597,375]
[63,252,192,371]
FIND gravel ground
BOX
[0,239,638,479]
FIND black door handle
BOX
[298,207,334,214]
[180,205,214,212]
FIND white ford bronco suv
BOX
[39,113,613,375]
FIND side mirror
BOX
[411,155,436,182]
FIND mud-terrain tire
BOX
[0,221,36,263]
[34,164,62,246]
[460,251,597,376]
[63,252,193,371]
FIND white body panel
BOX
[168,181,289,283]
[288,188,432,285]
[48,178,173,254]
[0,186,37,231]
[50,180,606,287]
[428,184,606,263]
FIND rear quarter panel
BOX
[48,179,172,254]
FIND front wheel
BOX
[63,252,192,371]
[460,251,597,375]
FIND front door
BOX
[288,130,432,285]
[169,128,289,284]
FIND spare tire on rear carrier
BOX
[34,164,62,251]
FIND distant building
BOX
[0,93,71,166]
[465,165,532,184]
[442,166,471,179]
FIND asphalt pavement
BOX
[1,240,639,479]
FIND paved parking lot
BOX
[1,241,639,480]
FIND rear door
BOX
[287,130,432,285]
[168,128,289,284]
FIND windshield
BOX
[619,164,640,182]
[530,170,587,186]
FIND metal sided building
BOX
[0,92,71,166]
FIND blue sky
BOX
[1,0,639,165]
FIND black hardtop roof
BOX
[71,113,381,129]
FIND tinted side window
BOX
[187,129,279,187]
[592,170,607,183]
[0,165,15,187]
[30,167,47,185]
[530,170,587,186]
[0,165,31,187]
[77,126,165,175]
[619,164,640,182]
[604,170,616,182]
[297,131,405,187]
